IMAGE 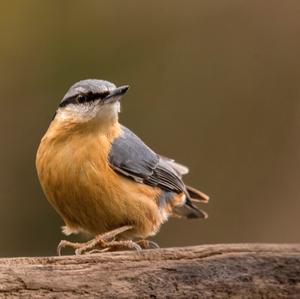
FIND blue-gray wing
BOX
[108,125,186,193]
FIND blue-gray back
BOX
[108,125,186,193]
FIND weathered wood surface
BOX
[0,244,299,298]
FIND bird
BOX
[36,79,209,255]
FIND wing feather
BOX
[108,125,207,219]
[109,126,186,194]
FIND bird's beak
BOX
[104,85,129,101]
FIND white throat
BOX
[55,101,120,125]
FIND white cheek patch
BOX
[97,102,120,121]
[56,101,121,124]
[56,104,95,122]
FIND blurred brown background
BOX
[0,0,299,257]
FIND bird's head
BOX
[55,79,129,125]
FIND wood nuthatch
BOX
[36,79,209,255]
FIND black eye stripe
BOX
[59,91,110,108]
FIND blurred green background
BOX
[0,0,299,257]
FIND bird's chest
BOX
[36,122,161,236]
[52,136,110,188]
[37,132,118,220]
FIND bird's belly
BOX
[37,140,162,238]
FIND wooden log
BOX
[0,244,299,298]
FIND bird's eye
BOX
[77,94,86,104]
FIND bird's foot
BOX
[86,239,159,253]
[84,240,142,254]
[136,239,160,249]
[57,225,137,256]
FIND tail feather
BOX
[173,186,209,219]
[173,201,208,219]
[186,185,209,203]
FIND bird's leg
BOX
[56,240,83,255]
[136,239,160,249]
[57,225,134,256]
[85,240,142,254]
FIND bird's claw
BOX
[137,239,160,249]
[57,240,81,256]
[56,225,145,256]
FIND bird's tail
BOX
[186,185,209,203]
[173,186,209,219]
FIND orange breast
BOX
[36,119,162,238]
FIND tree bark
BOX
[0,244,299,298]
